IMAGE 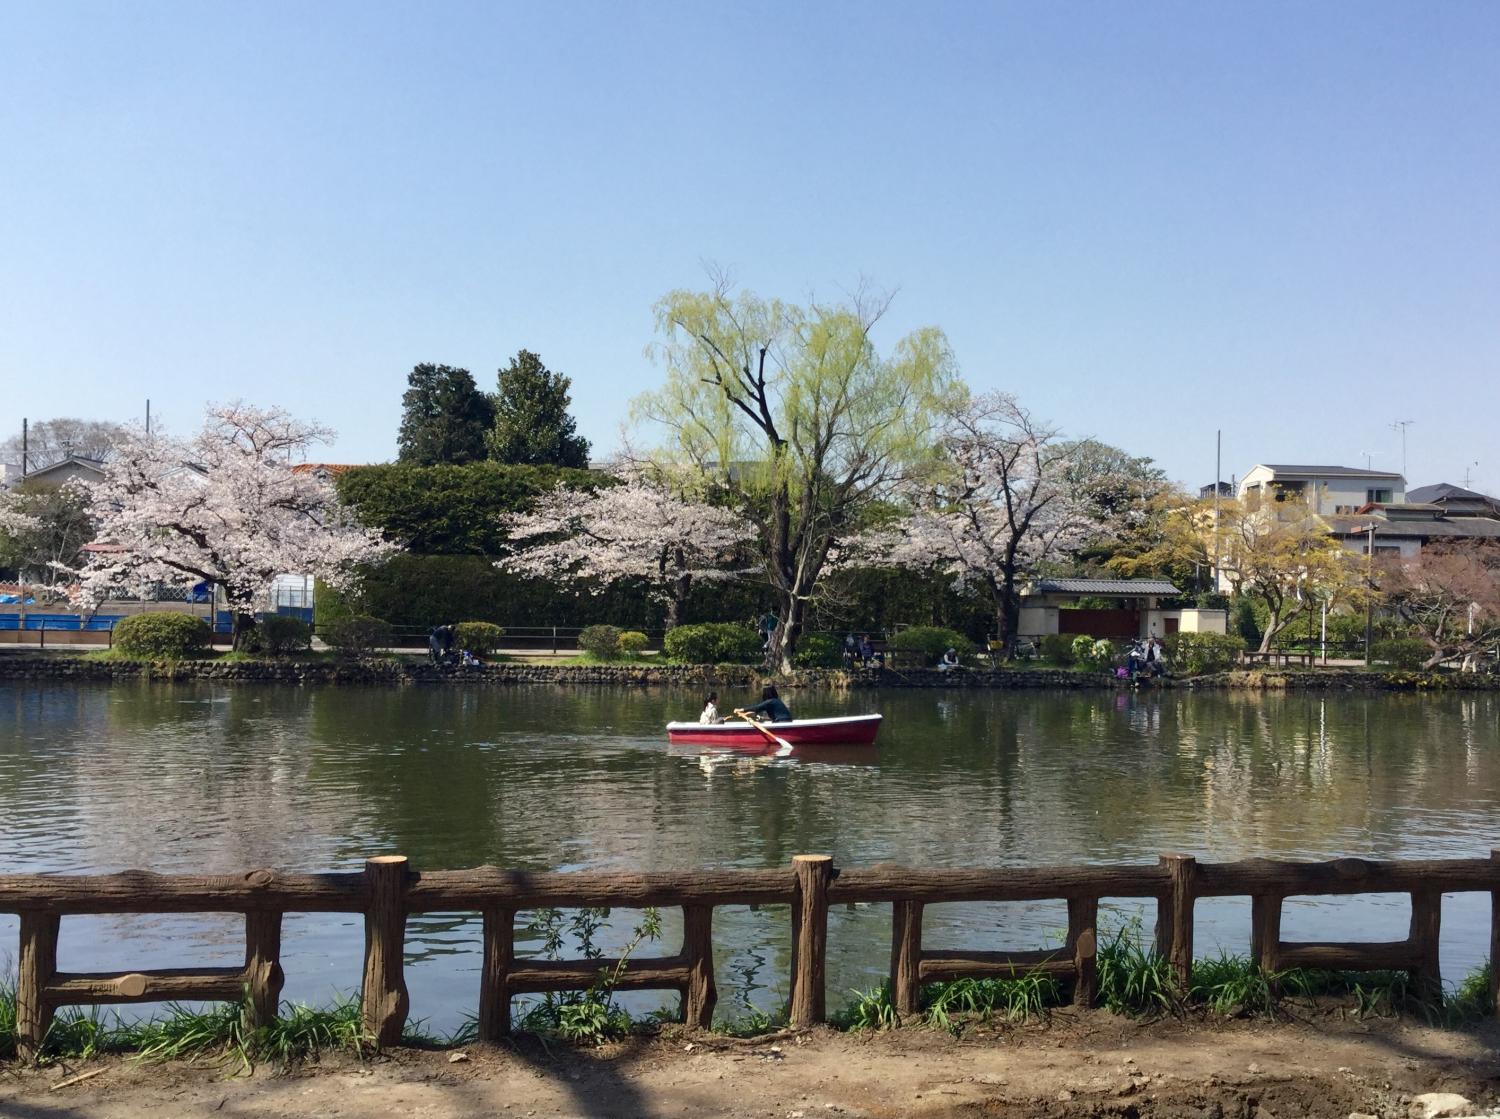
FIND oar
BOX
[732,709,794,757]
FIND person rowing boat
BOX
[735,685,793,724]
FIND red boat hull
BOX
[665,715,881,746]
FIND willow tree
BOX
[636,279,960,670]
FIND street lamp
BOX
[1356,522,1377,665]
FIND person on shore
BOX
[843,633,857,668]
[1126,642,1142,680]
[758,612,778,651]
[700,691,720,724]
[939,647,961,672]
[858,634,875,667]
[738,684,793,723]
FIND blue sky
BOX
[3,1,1497,491]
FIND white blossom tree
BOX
[860,393,1095,653]
[495,475,753,627]
[77,404,393,649]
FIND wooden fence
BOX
[4,851,1499,1059]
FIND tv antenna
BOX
[1389,420,1414,478]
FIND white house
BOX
[1237,464,1405,515]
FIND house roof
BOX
[1029,578,1181,596]
[18,455,107,482]
[1324,514,1500,540]
[1408,482,1486,503]
[1256,464,1404,480]
[291,463,360,476]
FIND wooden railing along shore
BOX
[4,852,1499,1058]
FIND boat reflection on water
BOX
[668,741,880,771]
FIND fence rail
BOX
[4,852,1500,1058]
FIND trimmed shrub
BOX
[454,621,505,656]
[792,632,842,668]
[617,630,649,657]
[1371,637,1430,670]
[578,624,622,659]
[248,614,312,656]
[113,612,211,659]
[1039,633,1075,665]
[1071,635,1115,671]
[1162,632,1246,675]
[323,615,392,659]
[887,626,976,666]
[663,623,763,665]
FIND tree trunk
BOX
[994,566,1022,657]
[768,589,806,674]
[230,608,257,652]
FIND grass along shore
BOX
[4,924,1494,1068]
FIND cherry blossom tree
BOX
[1378,541,1500,669]
[77,405,393,649]
[0,479,93,591]
[858,393,1095,654]
[495,474,753,627]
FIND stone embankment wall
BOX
[0,654,1100,689]
[0,654,1494,690]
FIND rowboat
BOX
[665,714,882,746]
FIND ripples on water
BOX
[2,681,1498,1027]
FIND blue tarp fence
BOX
[1,608,309,633]
[0,613,125,631]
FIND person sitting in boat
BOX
[699,691,720,724]
[741,685,793,723]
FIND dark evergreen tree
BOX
[487,350,591,467]
[396,363,493,465]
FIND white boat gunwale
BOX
[664,714,883,730]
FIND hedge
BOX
[578,625,622,659]
[663,623,763,665]
[791,632,842,668]
[454,621,505,655]
[324,615,393,658]
[618,631,649,657]
[1038,633,1075,664]
[887,626,975,665]
[1162,631,1246,675]
[1071,635,1115,671]
[1371,637,1430,670]
[249,614,311,656]
[112,613,211,659]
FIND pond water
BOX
[2,681,1498,1029]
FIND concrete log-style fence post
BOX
[1067,896,1098,1007]
[478,906,514,1042]
[1158,853,1197,991]
[16,911,59,1060]
[1409,887,1442,1007]
[243,909,285,1029]
[682,904,717,1029]
[361,855,411,1046]
[889,900,924,1017]
[1491,850,1500,1017]
[790,855,833,1027]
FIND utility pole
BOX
[21,417,28,476]
[1390,420,1414,479]
[1212,430,1222,590]
[146,399,151,436]
[1363,522,1376,666]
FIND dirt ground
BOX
[4,1011,1500,1119]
